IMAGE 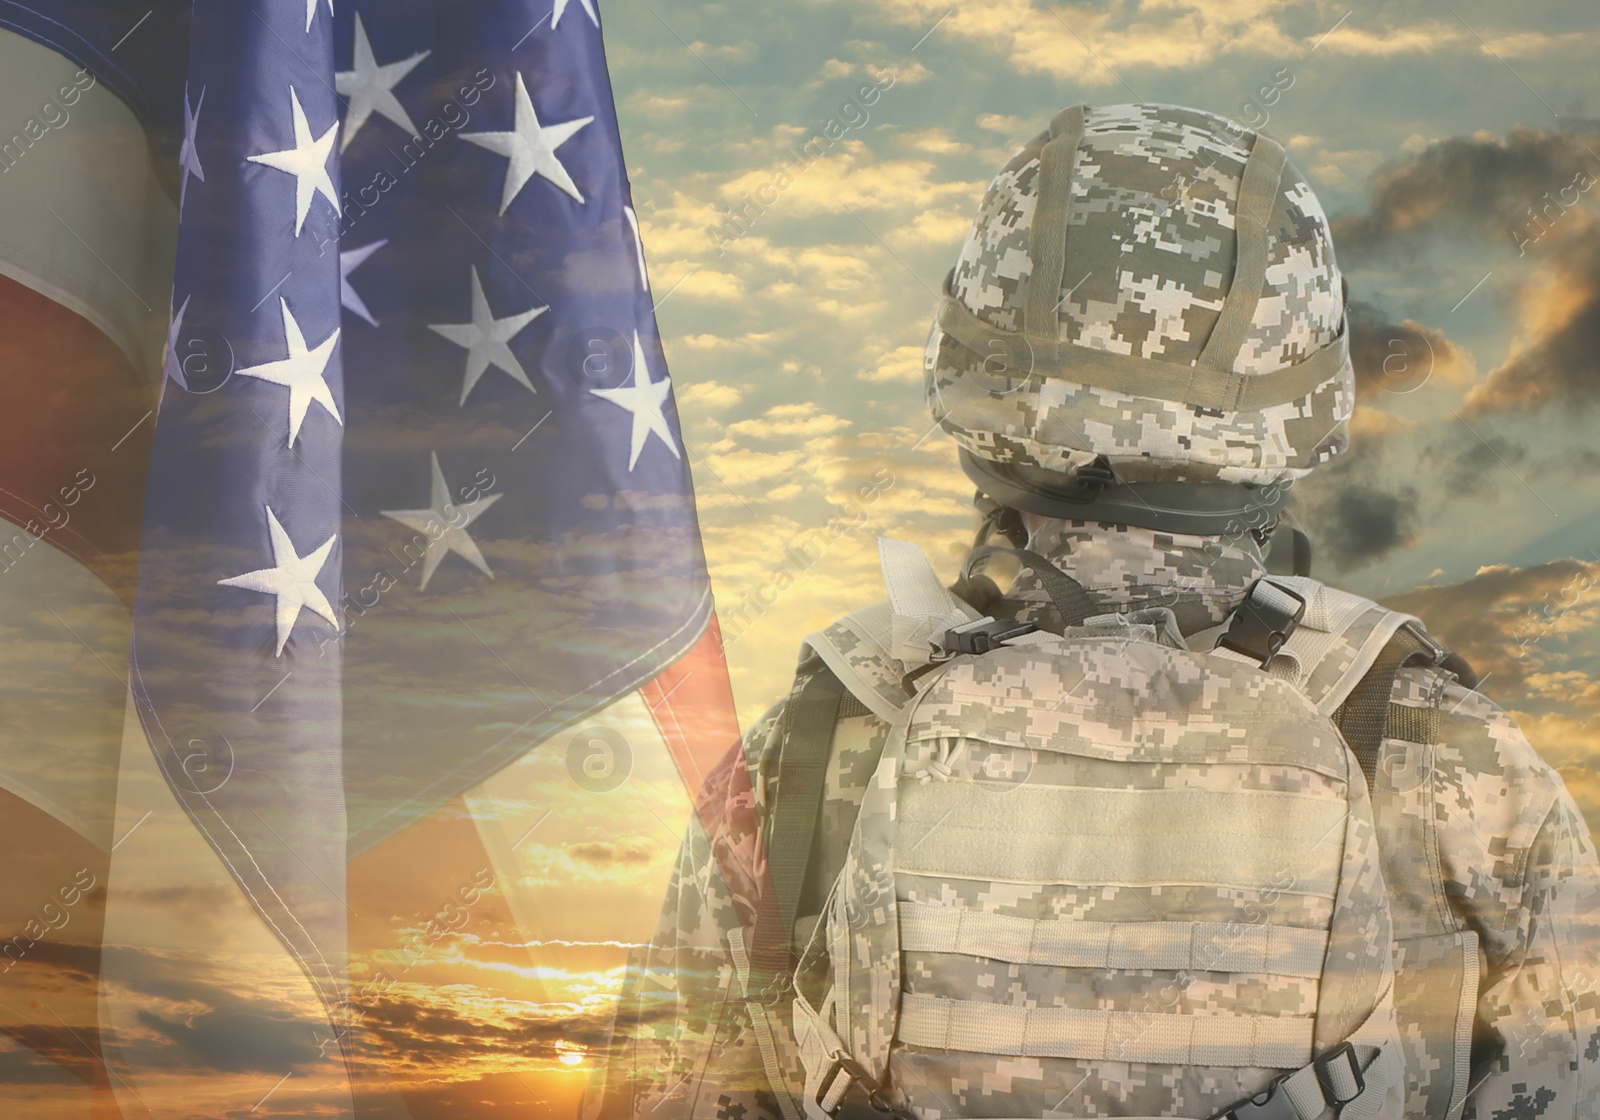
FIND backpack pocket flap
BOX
[893,780,1346,898]
[907,640,1349,779]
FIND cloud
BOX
[1346,300,1476,402]
[725,402,852,441]
[675,380,745,412]
[1292,414,1420,574]
[1332,122,1600,256]
[1465,235,1600,414]
[860,343,926,383]
[892,128,971,155]
[1332,122,1600,418]
[135,1006,320,1075]
[805,0,1301,80]
[566,839,655,867]
[1420,427,1530,499]
[1310,481,1419,571]
[976,112,1026,135]
[1381,558,1600,691]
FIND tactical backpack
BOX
[734,540,1476,1120]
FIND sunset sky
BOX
[605,0,1600,824]
[6,1,1600,1116]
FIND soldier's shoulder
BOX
[1397,663,1566,855]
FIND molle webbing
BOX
[899,901,1329,977]
[894,781,1344,897]
[766,667,848,959]
[1335,627,1440,784]
[1384,702,1440,746]
[897,993,1315,1068]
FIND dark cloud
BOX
[1315,484,1418,571]
[1464,229,1600,414]
[1421,426,1530,497]
[1332,123,1600,417]
[135,1006,320,1075]
[1332,122,1600,257]
[3,937,104,984]
[1346,300,1474,402]
[346,988,627,1075]
[97,945,336,1078]
[0,1039,87,1087]
[1294,436,1420,574]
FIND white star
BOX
[178,85,205,210]
[219,506,339,657]
[238,299,342,446]
[381,453,503,591]
[461,72,594,213]
[590,331,680,471]
[164,294,191,388]
[247,86,340,236]
[340,240,386,326]
[335,13,429,150]
[305,0,333,33]
[427,267,547,405]
[553,0,599,28]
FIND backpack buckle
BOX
[1216,579,1307,668]
[1208,1074,1298,1120]
[1208,1043,1367,1120]
[1313,1041,1366,1105]
[942,616,1039,655]
[816,1051,915,1120]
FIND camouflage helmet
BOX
[926,103,1353,533]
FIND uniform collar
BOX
[994,518,1267,637]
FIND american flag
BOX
[112,0,753,1062]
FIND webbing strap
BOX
[1199,133,1289,373]
[1280,1041,1398,1120]
[936,293,1350,411]
[1334,626,1437,785]
[899,901,1329,977]
[964,544,1099,626]
[880,537,975,667]
[897,992,1314,1068]
[1025,105,1086,338]
[766,668,848,964]
[895,782,1344,896]
[728,927,805,1120]
[1385,702,1440,745]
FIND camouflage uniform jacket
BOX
[587,525,1600,1120]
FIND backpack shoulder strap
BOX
[800,537,985,723]
[1211,576,1422,714]
[800,602,914,724]
[730,663,857,1120]
[1209,576,1473,781]
[765,663,849,955]
[1332,626,1450,784]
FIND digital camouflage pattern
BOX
[995,517,1269,636]
[1375,667,1600,1120]
[586,521,1600,1120]
[926,104,1353,486]
[807,629,1403,1119]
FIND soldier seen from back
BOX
[585,103,1600,1120]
